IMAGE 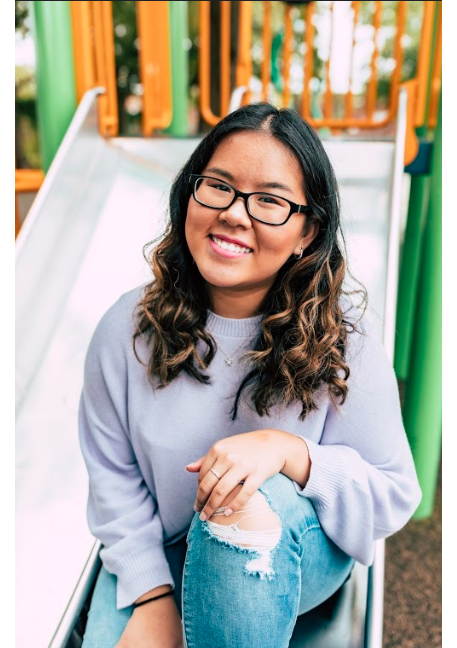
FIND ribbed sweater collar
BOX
[206,310,263,338]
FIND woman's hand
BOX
[115,594,184,648]
[185,429,290,521]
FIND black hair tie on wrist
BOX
[133,589,174,608]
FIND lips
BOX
[209,233,253,251]
[208,235,253,258]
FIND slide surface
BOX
[16,89,401,647]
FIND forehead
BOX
[204,130,304,192]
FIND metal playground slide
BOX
[16,88,407,647]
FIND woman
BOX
[79,103,422,648]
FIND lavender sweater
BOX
[79,286,422,609]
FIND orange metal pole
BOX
[198,1,220,126]
[345,0,360,119]
[137,1,172,134]
[428,2,442,129]
[92,1,118,137]
[282,4,293,107]
[402,79,420,166]
[15,169,45,193]
[236,1,252,105]
[261,1,272,103]
[366,1,382,119]
[220,1,231,116]
[414,0,435,127]
[302,1,315,122]
[70,0,96,102]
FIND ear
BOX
[295,218,319,256]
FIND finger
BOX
[218,476,261,517]
[185,456,205,472]
[194,463,228,511]
[199,472,247,521]
[196,446,222,487]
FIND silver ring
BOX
[210,467,221,480]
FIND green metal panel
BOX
[394,175,431,379]
[30,1,77,172]
[394,2,441,379]
[166,1,189,137]
[404,97,442,520]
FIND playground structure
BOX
[15,2,442,647]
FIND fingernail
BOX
[194,504,199,512]
[200,512,207,521]
[224,508,233,516]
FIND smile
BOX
[209,235,253,256]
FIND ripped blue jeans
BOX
[83,473,355,648]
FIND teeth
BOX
[212,236,251,254]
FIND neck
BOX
[207,284,270,319]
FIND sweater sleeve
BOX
[78,297,174,609]
[293,328,422,566]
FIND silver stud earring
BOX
[294,247,304,260]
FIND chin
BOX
[195,261,240,284]
[202,275,245,291]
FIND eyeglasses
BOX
[189,174,313,226]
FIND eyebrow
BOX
[204,167,294,195]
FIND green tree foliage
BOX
[112,1,141,135]
[16,0,28,34]
[15,0,40,168]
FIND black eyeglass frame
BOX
[189,174,313,226]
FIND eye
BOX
[258,194,282,206]
[208,181,232,193]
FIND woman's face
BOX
[185,130,319,317]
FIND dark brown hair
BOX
[133,103,366,421]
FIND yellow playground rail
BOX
[74,0,118,137]
[137,1,173,135]
[70,1,97,103]
[71,0,173,137]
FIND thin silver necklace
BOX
[217,340,249,366]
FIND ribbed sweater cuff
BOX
[114,544,175,609]
[293,437,348,509]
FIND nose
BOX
[219,196,252,229]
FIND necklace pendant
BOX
[225,358,233,366]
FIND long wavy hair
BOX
[133,103,366,421]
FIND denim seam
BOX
[181,541,192,648]
[295,523,322,553]
[298,524,324,582]
[182,512,204,647]
[255,482,285,579]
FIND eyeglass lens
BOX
[195,177,290,225]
